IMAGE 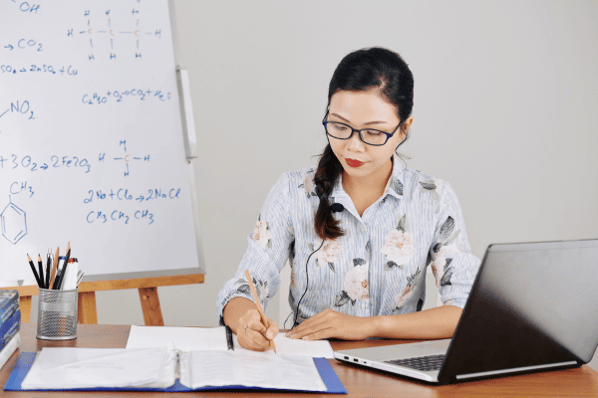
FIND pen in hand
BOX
[244,270,276,353]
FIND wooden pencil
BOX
[244,269,276,353]
[48,247,60,290]
[26,254,43,288]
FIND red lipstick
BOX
[346,158,364,168]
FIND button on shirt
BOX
[216,157,480,323]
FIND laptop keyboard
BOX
[385,354,446,372]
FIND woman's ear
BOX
[400,116,414,140]
[402,116,413,135]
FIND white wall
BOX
[79,0,598,327]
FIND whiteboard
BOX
[0,0,204,285]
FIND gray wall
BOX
[56,0,597,327]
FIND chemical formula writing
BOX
[9,1,41,14]
[83,187,182,204]
[0,64,77,76]
[0,100,35,122]
[82,89,171,105]
[3,38,43,52]
[9,181,35,198]
[86,209,154,225]
[68,8,162,61]
[0,154,91,173]
[98,140,150,177]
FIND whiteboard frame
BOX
[81,0,206,282]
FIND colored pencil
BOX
[244,270,276,353]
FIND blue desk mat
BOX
[4,352,347,394]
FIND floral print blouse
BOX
[216,156,480,324]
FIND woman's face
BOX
[326,89,412,183]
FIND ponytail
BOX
[314,144,344,240]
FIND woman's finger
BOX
[238,332,270,351]
[264,317,279,340]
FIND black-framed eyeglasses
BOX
[322,118,402,146]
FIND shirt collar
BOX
[330,155,405,204]
[383,155,405,199]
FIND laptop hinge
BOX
[455,361,578,380]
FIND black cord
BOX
[292,240,325,329]
[283,311,294,329]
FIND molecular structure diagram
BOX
[98,140,150,177]
[1,196,27,245]
[68,8,163,61]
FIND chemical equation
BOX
[4,38,43,52]
[82,89,171,105]
[9,1,40,14]
[83,188,182,204]
[0,154,91,173]
[1,195,27,245]
[68,8,162,61]
[0,64,77,76]
[86,209,154,225]
[0,100,35,122]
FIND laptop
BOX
[334,239,598,384]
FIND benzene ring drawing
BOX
[1,196,28,245]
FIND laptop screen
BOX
[438,240,598,383]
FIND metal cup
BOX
[36,287,78,340]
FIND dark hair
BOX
[314,47,414,240]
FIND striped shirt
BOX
[216,157,480,324]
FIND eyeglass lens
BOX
[325,122,389,145]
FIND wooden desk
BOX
[1,324,597,397]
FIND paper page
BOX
[126,325,334,358]
[126,325,228,352]
[181,350,327,392]
[234,334,335,359]
[21,347,175,390]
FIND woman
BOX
[217,47,480,351]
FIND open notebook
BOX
[6,346,346,393]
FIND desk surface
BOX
[1,324,597,397]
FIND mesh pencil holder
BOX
[37,287,78,340]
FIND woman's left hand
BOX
[285,309,374,341]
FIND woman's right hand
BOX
[236,308,279,351]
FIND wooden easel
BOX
[3,273,204,325]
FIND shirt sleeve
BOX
[216,172,295,319]
[429,182,480,309]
